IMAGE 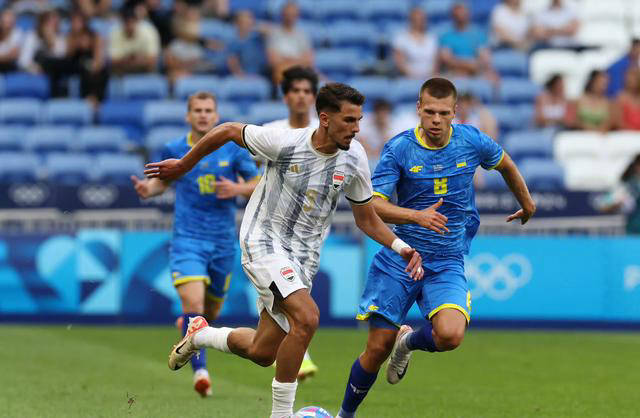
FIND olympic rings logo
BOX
[465,253,532,301]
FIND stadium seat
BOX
[519,158,564,191]
[98,100,145,142]
[488,104,535,134]
[4,72,49,99]
[0,74,4,98]
[220,76,271,105]
[174,76,223,101]
[199,19,235,42]
[43,99,93,126]
[248,101,289,125]
[0,152,40,183]
[45,152,95,185]
[492,49,528,77]
[76,126,131,154]
[606,131,640,160]
[470,0,500,24]
[389,78,422,104]
[498,78,540,104]
[503,129,555,162]
[143,100,188,128]
[314,0,360,22]
[452,77,494,103]
[348,77,392,107]
[24,126,76,154]
[122,74,169,101]
[481,168,508,191]
[217,101,242,123]
[421,0,454,23]
[326,22,378,54]
[578,0,625,23]
[563,156,615,191]
[0,125,24,152]
[553,131,606,164]
[576,22,629,50]
[228,0,268,18]
[529,49,579,87]
[96,153,144,184]
[315,49,366,81]
[0,98,41,125]
[298,20,329,48]
[145,126,189,154]
[357,0,410,28]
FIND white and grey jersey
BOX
[239,124,373,280]
[262,117,319,130]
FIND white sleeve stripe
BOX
[346,195,373,205]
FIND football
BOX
[294,406,334,418]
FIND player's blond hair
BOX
[187,91,217,111]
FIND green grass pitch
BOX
[2,325,639,417]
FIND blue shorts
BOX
[170,236,235,301]
[357,247,471,327]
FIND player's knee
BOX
[436,327,465,351]
[291,308,319,339]
[247,346,276,367]
[182,298,204,314]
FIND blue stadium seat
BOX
[220,76,271,105]
[45,153,95,185]
[503,129,555,162]
[453,77,494,103]
[248,101,289,125]
[327,22,378,54]
[145,126,189,154]
[143,101,188,128]
[199,19,235,42]
[348,77,392,108]
[492,50,529,77]
[315,49,366,82]
[0,125,24,152]
[0,152,40,183]
[89,18,116,37]
[499,77,540,104]
[298,20,329,48]
[4,72,50,99]
[481,168,507,191]
[0,74,5,97]
[76,126,131,154]
[96,153,144,184]
[488,104,534,134]
[358,0,410,28]
[314,0,360,22]
[0,98,41,125]
[519,158,565,191]
[122,75,169,100]
[422,0,454,23]
[174,76,223,101]
[228,0,268,18]
[389,78,422,104]
[24,126,76,154]
[217,101,242,123]
[43,99,93,126]
[98,100,145,142]
[471,0,500,25]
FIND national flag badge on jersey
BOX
[280,267,296,282]
[332,171,345,190]
[456,159,467,168]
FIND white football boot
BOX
[386,325,413,384]
[168,316,208,371]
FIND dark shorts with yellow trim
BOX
[357,247,471,327]
[170,236,234,300]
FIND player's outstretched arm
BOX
[494,152,537,224]
[351,200,424,280]
[144,122,247,180]
[372,197,449,234]
[130,175,169,199]
[216,176,260,199]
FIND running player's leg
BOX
[204,255,234,322]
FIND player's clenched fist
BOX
[411,198,449,235]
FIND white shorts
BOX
[241,254,311,333]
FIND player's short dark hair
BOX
[187,91,217,110]
[315,83,365,114]
[419,77,458,102]
[281,66,319,95]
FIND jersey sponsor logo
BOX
[280,267,296,282]
[465,253,532,300]
[332,171,345,189]
[409,165,423,173]
[218,161,229,167]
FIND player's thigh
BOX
[417,264,471,331]
[176,280,206,312]
[250,308,288,356]
[357,253,422,327]
[277,288,319,334]
[170,238,211,309]
[204,256,234,320]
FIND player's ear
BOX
[318,111,330,128]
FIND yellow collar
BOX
[414,125,453,150]
[186,132,193,147]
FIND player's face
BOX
[417,92,456,142]
[324,102,363,151]
[284,79,315,116]
[186,98,219,134]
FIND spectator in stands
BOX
[165,5,214,83]
[0,8,22,73]
[607,39,640,98]
[66,11,108,105]
[109,6,160,75]
[454,92,498,139]
[141,0,173,47]
[490,0,531,51]
[567,70,612,132]
[18,9,66,75]
[266,2,313,87]
[535,74,569,128]
[439,3,497,81]
[392,6,438,79]
[201,0,230,20]
[358,99,394,166]
[531,0,579,49]
[597,154,640,235]
[227,10,268,77]
[614,68,640,130]
[73,0,112,17]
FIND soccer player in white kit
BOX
[145,83,424,418]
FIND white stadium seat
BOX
[576,22,629,50]
[578,0,626,23]
[563,157,617,191]
[553,131,607,164]
[529,50,579,87]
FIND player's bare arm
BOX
[494,152,537,224]
[350,200,424,281]
[130,175,170,199]
[216,176,260,200]
[372,197,449,235]
[144,122,247,180]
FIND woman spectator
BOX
[0,8,22,73]
[535,74,569,128]
[567,70,612,132]
[18,10,66,75]
[66,11,109,105]
[614,68,640,130]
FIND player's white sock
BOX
[192,327,232,353]
[303,350,311,361]
[270,378,297,418]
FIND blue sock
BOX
[182,313,207,372]
[339,358,378,417]
[406,322,440,352]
